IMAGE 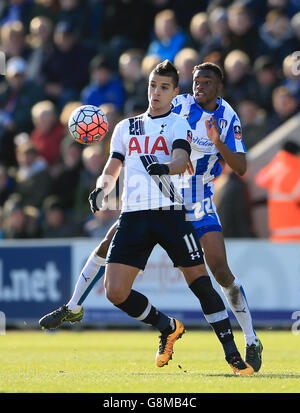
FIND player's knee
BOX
[104,282,127,305]
[181,265,208,285]
[95,239,110,259]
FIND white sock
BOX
[67,249,106,313]
[221,277,258,346]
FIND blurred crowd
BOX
[0,0,299,240]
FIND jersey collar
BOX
[147,108,172,119]
[193,95,222,114]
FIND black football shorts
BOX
[106,208,204,270]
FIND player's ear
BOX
[173,86,180,98]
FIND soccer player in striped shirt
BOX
[172,62,263,372]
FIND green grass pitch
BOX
[0,329,299,393]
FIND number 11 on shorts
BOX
[183,233,201,260]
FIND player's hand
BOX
[88,187,105,213]
[205,116,221,145]
[147,162,169,176]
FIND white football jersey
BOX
[110,110,192,212]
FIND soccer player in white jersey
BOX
[40,60,254,375]
[172,62,263,372]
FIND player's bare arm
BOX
[96,157,123,192]
[205,116,247,176]
[166,147,190,175]
[89,157,123,213]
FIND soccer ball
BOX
[68,105,108,145]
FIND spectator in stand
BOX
[208,6,229,36]
[25,15,54,84]
[214,161,254,238]
[267,86,299,133]
[291,11,300,42]
[281,54,300,102]
[226,3,259,62]
[202,50,224,68]
[29,0,59,23]
[253,55,280,113]
[289,12,300,95]
[187,12,211,52]
[2,193,41,239]
[81,55,125,111]
[118,48,148,110]
[266,0,298,18]
[57,0,91,42]
[98,103,122,157]
[41,20,92,110]
[141,54,161,79]
[0,0,34,30]
[51,135,82,211]
[223,49,257,109]
[0,56,45,167]
[100,0,155,53]
[0,20,32,61]
[237,98,269,150]
[59,99,82,132]
[231,0,268,25]
[0,165,14,207]
[74,144,107,220]
[206,0,234,13]
[165,0,205,30]
[174,48,198,94]
[13,140,52,209]
[41,195,83,238]
[30,100,65,167]
[256,9,296,65]
[147,9,187,62]
[199,7,230,63]
[58,99,83,140]
[255,141,300,242]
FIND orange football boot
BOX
[156,319,185,367]
[227,353,255,375]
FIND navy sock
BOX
[189,276,238,357]
[189,276,225,314]
[115,289,171,333]
[210,319,238,357]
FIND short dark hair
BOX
[193,62,224,82]
[151,59,179,87]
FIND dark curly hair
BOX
[193,62,224,82]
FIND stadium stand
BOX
[0,0,299,240]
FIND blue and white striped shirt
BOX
[172,93,247,215]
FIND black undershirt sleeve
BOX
[110,151,125,163]
[172,139,191,156]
